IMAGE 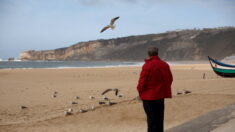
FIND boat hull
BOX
[208,56,235,78]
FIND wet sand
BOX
[0,64,235,132]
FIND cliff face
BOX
[20,27,235,61]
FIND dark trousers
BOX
[143,99,165,132]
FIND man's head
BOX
[148,46,158,57]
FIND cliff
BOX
[20,27,235,61]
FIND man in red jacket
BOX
[137,47,173,132]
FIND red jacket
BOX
[137,56,173,100]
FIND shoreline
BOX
[0,60,213,70]
[0,63,213,71]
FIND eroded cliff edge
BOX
[20,27,235,61]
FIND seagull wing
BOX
[100,25,110,33]
[102,89,113,95]
[110,16,119,25]
[114,89,119,96]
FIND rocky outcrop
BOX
[20,27,235,61]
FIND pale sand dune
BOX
[0,64,235,132]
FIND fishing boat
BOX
[208,56,235,78]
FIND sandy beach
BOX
[0,64,235,132]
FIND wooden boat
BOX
[208,56,235,78]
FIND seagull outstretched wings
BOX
[100,16,119,33]
[102,88,119,96]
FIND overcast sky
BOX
[0,0,235,59]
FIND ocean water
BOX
[0,60,209,69]
[0,60,144,69]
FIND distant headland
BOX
[20,27,235,61]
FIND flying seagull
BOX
[100,16,120,33]
[102,88,119,96]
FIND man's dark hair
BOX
[148,47,158,57]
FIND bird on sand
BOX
[118,94,124,98]
[64,108,73,116]
[91,105,96,110]
[20,106,28,109]
[102,88,119,96]
[79,109,87,113]
[102,96,109,101]
[177,91,183,95]
[67,108,73,112]
[100,16,120,33]
[89,96,95,99]
[64,111,72,116]
[99,101,106,105]
[184,89,192,94]
[71,101,78,105]
[107,101,111,106]
[74,96,80,99]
